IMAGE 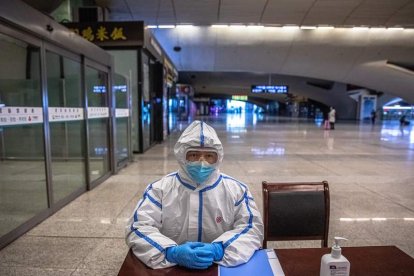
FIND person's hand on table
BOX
[166,242,214,269]
[197,242,224,262]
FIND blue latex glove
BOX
[165,242,214,269]
[197,242,224,261]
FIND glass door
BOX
[45,50,86,203]
[85,65,111,184]
[141,52,151,151]
[0,32,47,237]
[114,73,130,166]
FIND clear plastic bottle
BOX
[320,237,350,276]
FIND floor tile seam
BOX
[24,234,123,240]
[113,193,139,221]
[355,184,414,214]
[0,263,78,271]
[296,154,342,176]
[72,241,127,273]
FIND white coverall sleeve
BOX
[213,188,264,267]
[125,182,177,269]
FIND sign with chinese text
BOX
[115,108,129,118]
[0,106,43,126]
[49,107,84,122]
[87,107,110,119]
[63,21,144,47]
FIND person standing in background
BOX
[371,109,377,125]
[329,107,336,130]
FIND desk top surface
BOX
[118,246,414,276]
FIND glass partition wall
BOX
[85,66,111,184]
[0,23,127,248]
[46,51,86,203]
[0,33,48,238]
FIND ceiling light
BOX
[352,26,369,30]
[300,26,316,30]
[158,25,175,29]
[176,24,195,29]
[247,25,264,29]
[211,24,228,28]
[387,27,404,30]
[370,27,387,31]
[147,25,157,29]
[282,25,299,29]
[317,26,334,30]
[229,25,246,29]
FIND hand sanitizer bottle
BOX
[320,237,350,276]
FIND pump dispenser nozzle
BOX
[332,237,347,258]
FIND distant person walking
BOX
[329,107,336,130]
[371,110,377,125]
[400,114,409,127]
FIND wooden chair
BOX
[262,181,330,249]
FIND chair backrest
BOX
[262,181,330,248]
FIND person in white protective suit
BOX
[125,120,264,270]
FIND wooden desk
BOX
[118,246,414,276]
[277,246,414,276]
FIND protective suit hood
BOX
[174,121,223,186]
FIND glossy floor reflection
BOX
[1,114,413,275]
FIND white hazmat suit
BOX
[125,120,264,269]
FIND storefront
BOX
[0,2,128,249]
[64,21,177,152]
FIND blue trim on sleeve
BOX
[235,192,246,206]
[142,183,162,209]
[200,121,205,147]
[130,225,165,253]
[222,175,247,190]
[147,192,162,209]
[129,183,165,253]
[223,194,254,249]
[197,175,223,241]
[175,173,196,190]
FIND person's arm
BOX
[212,186,264,267]
[125,180,177,269]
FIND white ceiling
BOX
[104,0,414,103]
[110,0,414,27]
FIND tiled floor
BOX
[1,114,413,275]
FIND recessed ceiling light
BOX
[211,24,228,28]
[352,26,369,30]
[317,26,334,30]
[158,25,175,29]
[300,26,317,30]
[176,25,195,29]
[282,25,299,29]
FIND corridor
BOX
[1,114,413,275]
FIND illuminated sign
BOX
[93,86,106,93]
[251,85,288,94]
[232,95,248,101]
[113,85,127,92]
[63,21,144,47]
